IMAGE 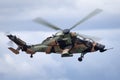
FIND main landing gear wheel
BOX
[30,54,33,58]
[78,57,82,62]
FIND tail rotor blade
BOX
[7,41,14,47]
[4,31,11,36]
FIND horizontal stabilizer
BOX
[8,47,19,54]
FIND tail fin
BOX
[7,34,26,47]
[7,34,35,57]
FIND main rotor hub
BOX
[63,29,70,34]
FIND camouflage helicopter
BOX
[7,9,112,62]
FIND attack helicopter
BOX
[7,9,112,62]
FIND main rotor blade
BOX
[77,33,101,41]
[70,9,103,30]
[34,18,62,30]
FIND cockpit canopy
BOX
[55,31,64,36]
[77,33,94,43]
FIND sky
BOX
[0,0,120,80]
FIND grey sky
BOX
[0,29,120,80]
[0,0,120,31]
[0,0,120,80]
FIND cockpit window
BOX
[55,31,63,36]
[77,33,94,42]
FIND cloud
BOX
[75,0,120,14]
[0,0,120,79]
[0,0,120,31]
[0,0,120,21]
[0,32,68,80]
[0,29,120,80]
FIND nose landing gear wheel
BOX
[78,57,82,62]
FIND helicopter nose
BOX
[95,43,105,52]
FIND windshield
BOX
[77,33,94,42]
[55,31,63,36]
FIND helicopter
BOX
[6,9,112,62]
